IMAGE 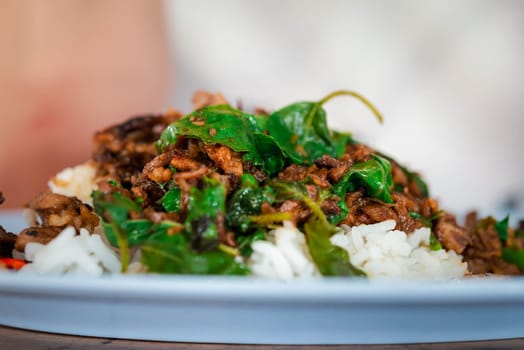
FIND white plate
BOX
[2,211,524,344]
[2,272,524,344]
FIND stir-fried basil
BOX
[90,90,438,277]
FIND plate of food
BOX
[1,90,523,344]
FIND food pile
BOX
[1,91,523,278]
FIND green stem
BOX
[249,212,292,225]
[318,90,383,123]
[111,222,130,273]
[218,244,240,256]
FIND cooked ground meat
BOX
[0,226,17,258]
[0,191,17,257]
[341,190,398,227]
[433,213,471,254]
[27,191,99,233]
[192,91,228,110]
[204,144,243,178]
[15,226,63,252]
[460,214,522,274]
[12,191,100,252]
[93,114,177,187]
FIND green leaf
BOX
[304,215,365,277]
[157,105,286,175]
[175,105,256,152]
[227,187,271,233]
[92,190,144,272]
[265,90,381,164]
[247,132,286,175]
[495,215,510,242]
[330,130,354,157]
[237,230,266,257]
[159,186,181,213]
[334,154,393,204]
[185,177,226,251]
[103,220,180,247]
[102,219,152,247]
[429,233,443,251]
[501,247,524,271]
[155,123,178,153]
[141,232,249,275]
[266,102,336,164]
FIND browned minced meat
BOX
[277,200,311,225]
[0,192,17,257]
[15,226,63,252]
[204,144,243,178]
[0,226,17,258]
[27,191,99,233]
[433,213,471,254]
[13,191,100,252]
[460,212,521,274]
[315,154,352,183]
[93,114,178,187]
[341,190,398,227]
[192,91,228,110]
[346,143,373,163]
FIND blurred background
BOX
[1,0,523,219]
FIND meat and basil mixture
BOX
[1,91,523,276]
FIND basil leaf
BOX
[237,230,266,257]
[495,215,510,242]
[174,105,255,153]
[429,233,443,251]
[227,187,271,233]
[141,231,249,275]
[304,215,365,277]
[266,102,336,164]
[157,105,285,175]
[155,123,178,153]
[103,220,180,248]
[501,247,524,271]
[185,178,226,252]
[159,186,181,213]
[92,189,146,272]
[265,90,382,165]
[334,154,393,204]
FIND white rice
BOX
[332,220,467,279]
[48,161,98,205]
[249,220,467,280]
[21,227,121,275]
[248,221,320,280]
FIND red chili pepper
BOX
[0,258,27,270]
